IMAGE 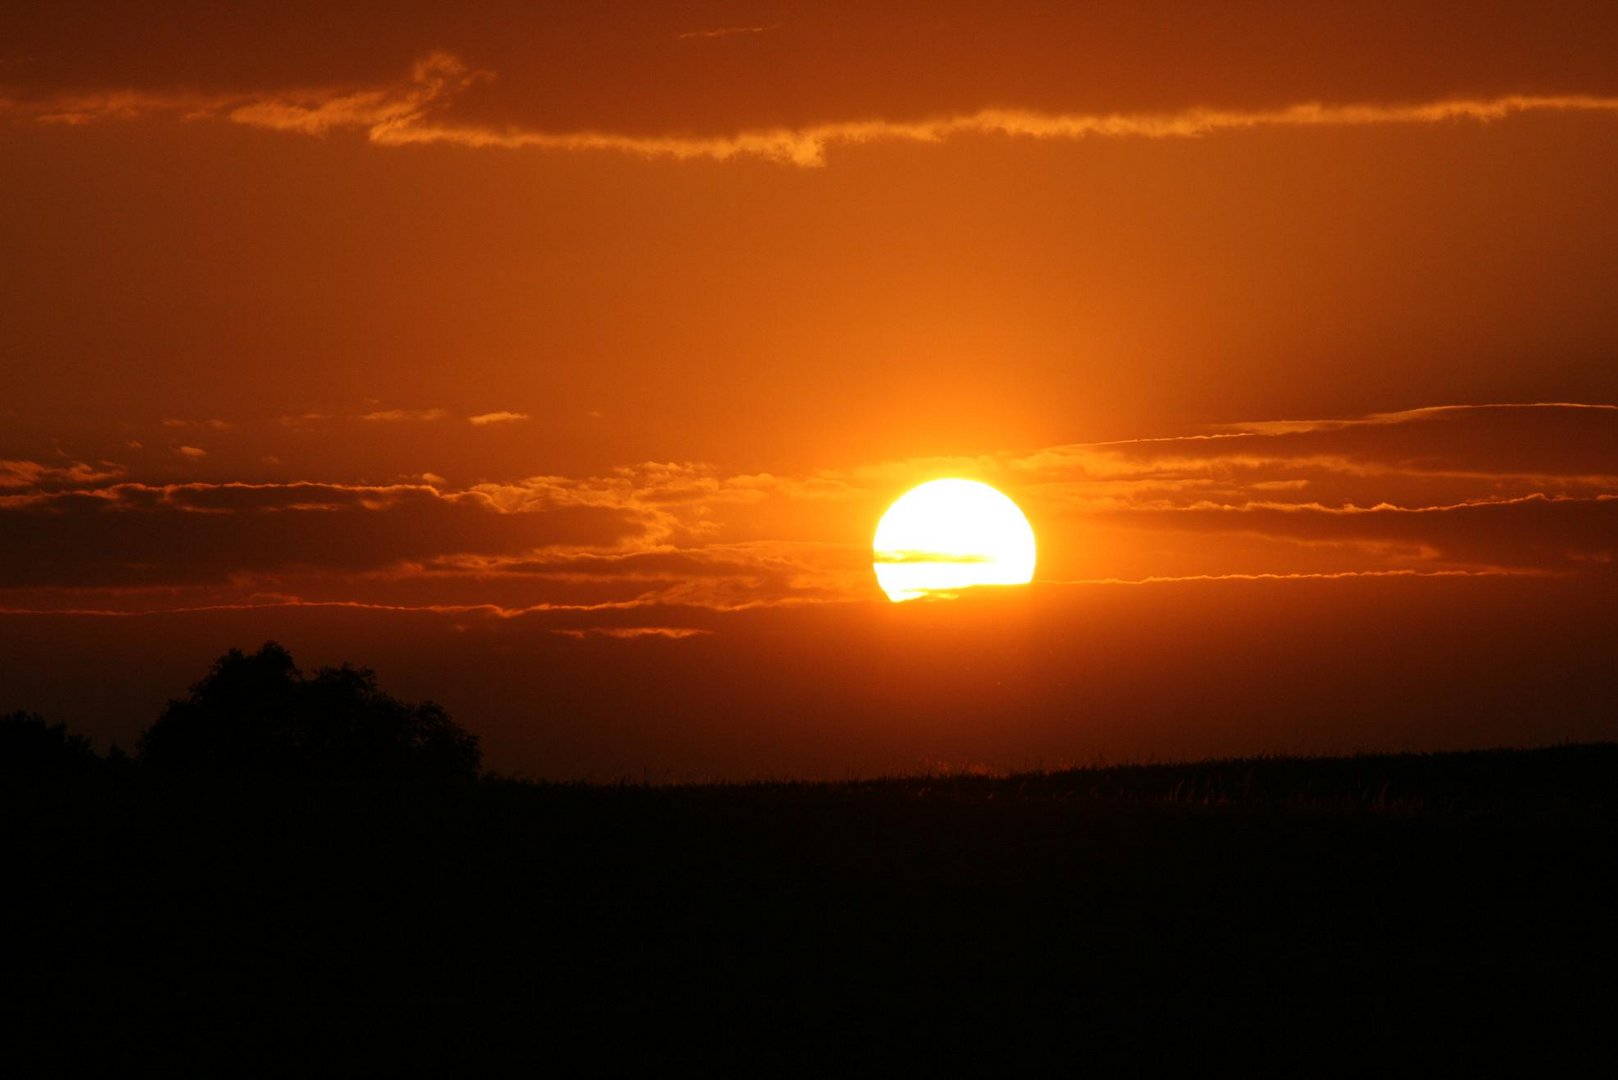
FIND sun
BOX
[872,479,1037,602]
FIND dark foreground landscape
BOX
[12,742,1618,1069]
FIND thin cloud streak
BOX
[380,94,1618,166]
[361,408,450,422]
[675,26,771,41]
[1219,402,1618,436]
[1159,493,1609,516]
[0,567,1550,619]
[0,597,666,619]
[6,53,1618,165]
[553,627,712,639]
[1045,568,1549,586]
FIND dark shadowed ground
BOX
[12,744,1618,1070]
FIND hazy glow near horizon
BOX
[873,479,1037,602]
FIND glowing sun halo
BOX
[873,479,1037,602]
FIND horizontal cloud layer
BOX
[0,482,642,588]
[1,403,1612,628]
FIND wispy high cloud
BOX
[7,53,1618,166]
[1212,402,1618,436]
[162,418,232,431]
[675,26,772,41]
[553,626,712,639]
[361,407,451,422]
[283,407,526,425]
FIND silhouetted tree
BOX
[138,642,480,781]
[0,711,101,777]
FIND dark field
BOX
[13,744,1618,1069]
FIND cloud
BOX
[1012,403,1618,499]
[1213,402,1618,437]
[468,411,530,426]
[0,402,1612,618]
[360,407,450,422]
[377,92,1618,167]
[0,459,124,489]
[553,627,712,639]
[162,418,231,430]
[1120,495,1618,576]
[993,403,1618,580]
[175,446,207,458]
[0,597,672,620]
[874,550,995,565]
[7,53,1618,166]
[415,539,871,613]
[0,480,644,588]
[675,26,771,41]
[1048,568,1540,586]
[0,457,863,612]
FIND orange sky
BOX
[3,2,1615,777]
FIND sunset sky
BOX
[4,2,1615,778]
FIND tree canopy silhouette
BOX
[0,711,102,777]
[138,642,480,781]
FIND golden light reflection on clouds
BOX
[0,405,1609,631]
[8,52,1618,166]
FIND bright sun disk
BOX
[872,479,1037,602]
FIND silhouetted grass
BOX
[10,743,1617,1068]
